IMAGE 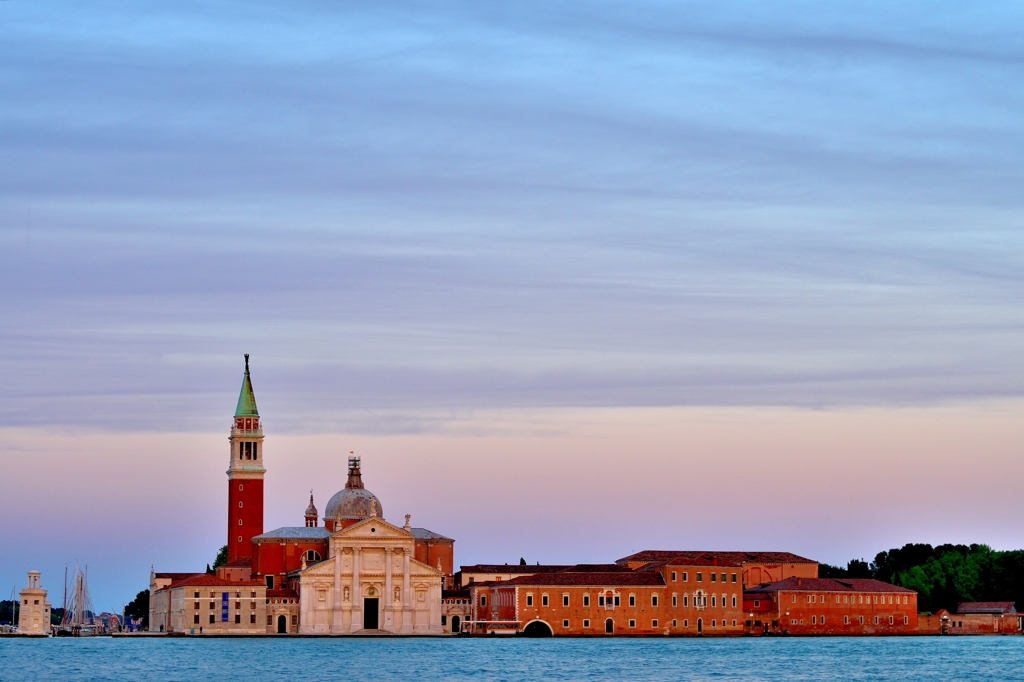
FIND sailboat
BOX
[57,564,96,636]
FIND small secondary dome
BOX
[324,456,383,521]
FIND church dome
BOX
[324,457,383,521]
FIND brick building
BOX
[743,577,917,635]
[919,603,1023,635]
[149,573,267,634]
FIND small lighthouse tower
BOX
[227,354,265,563]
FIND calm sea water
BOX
[2,636,1023,681]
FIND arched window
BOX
[305,550,321,562]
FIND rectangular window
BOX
[194,592,200,599]
[563,619,569,628]
[235,601,241,610]
[629,595,636,607]
[235,614,241,624]
[267,615,272,625]
[904,616,908,625]
[821,617,825,625]
[889,616,894,625]
[754,600,760,607]
[598,595,604,606]
[711,573,717,583]
[614,596,620,607]
[672,595,677,607]
[210,614,215,624]
[731,573,737,583]
[266,575,274,590]
[583,619,590,628]
[542,595,549,607]
[629,619,636,628]
[682,572,688,582]
[720,573,726,583]
[697,572,703,582]
[684,596,689,607]
[711,595,716,607]
[874,616,879,625]
[671,571,677,582]
[651,594,658,607]
[672,619,677,627]
[844,616,849,624]
[583,595,590,607]
[210,602,215,609]
[712,620,717,627]
[731,595,736,608]
[652,619,658,628]
[250,613,256,624]
[812,616,817,624]
[194,601,200,610]
[860,616,864,624]
[563,595,569,607]
[481,596,487,607]
[194,614,200,624]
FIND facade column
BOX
[351,547,362,631]
[384,547,394,631]
[332,541,342,633]
[402,548,412,633]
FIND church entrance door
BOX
[451,616,460,633]
[277,615,287,634]
[363,598,380,630]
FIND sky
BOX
[1,1,1023,612]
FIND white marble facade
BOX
[298,515,444,634]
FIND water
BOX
[2,637,1023,681]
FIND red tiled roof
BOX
[617,550,817,565]
[168,574,264,589]
[958,602,1016,614]
[460,563,632,574]
[498,572,666,587]
[267,588,299,599]
[221,558,252,568]
[745,577,914,594]
[637,553,744,569]
[460,565,576,574]
[154,572,199,581]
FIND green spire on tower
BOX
[235,353,259,417]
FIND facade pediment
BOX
[332,517,413,540]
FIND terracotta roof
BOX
[168,574,264,589]
[221,558,252,568]
[499,572,666,587]
[459,563,629,574]
[617,550,817,565]
[267,588,299,599]
[958,602,1016,614]
[637,553,744,569]
[745,577,914,594]
[154,572,199,581]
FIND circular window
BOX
[371,527,376,533]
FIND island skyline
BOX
[2,1,1023,613]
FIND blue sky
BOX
[1,1,1023,609]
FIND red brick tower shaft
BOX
[227,354,265,563]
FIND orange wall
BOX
[752,590,918,635]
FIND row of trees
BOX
[821,543,1024,614]
[0,600,65,625]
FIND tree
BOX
[519,557,526,566]
[213,545,228,569]
[125,589,149,629]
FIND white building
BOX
[18,571,51,635]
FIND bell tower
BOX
[227,354,265,563]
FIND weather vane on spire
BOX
[244,353,249,372]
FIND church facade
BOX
[150,356,451,634]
